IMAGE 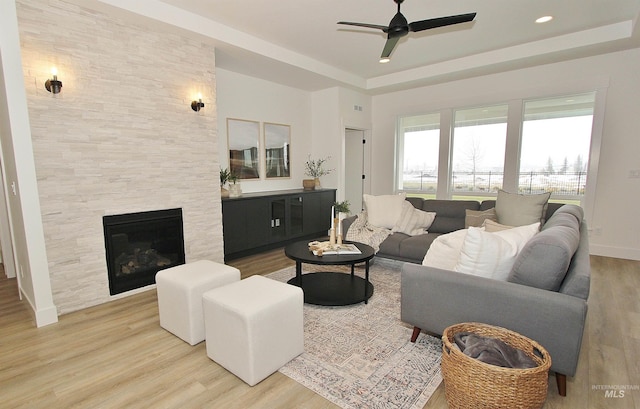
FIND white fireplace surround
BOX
[16,0,224,314]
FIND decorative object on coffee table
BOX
[329,205,337,245]
[308,240,361,256]
[441,322,551,409]
[334,200,350,244]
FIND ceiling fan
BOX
[337,0,476,62]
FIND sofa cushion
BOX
[363,193,406,229]
[495,190,551,226]
[465,208,497,228]
[378,232,404,256]
[393,201,436,236]
[422,200,480,233]
[398,233,441,262]
[406,197,425,209]
[544,205,583,229]
[559,221,591,299]
[508,214,581,291]
[454,222,540,280]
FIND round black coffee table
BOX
[284,240,375,306]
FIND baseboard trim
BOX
[590,244,640,261]
[34,305,58,327]
[20,287,58,327]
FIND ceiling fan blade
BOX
[409,12,476,32]
[337,21,389,31]
[381,36,401,59]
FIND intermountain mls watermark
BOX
[592,384,639,398]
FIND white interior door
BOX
[344,129,364,214]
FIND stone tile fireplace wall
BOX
[17,0,223,314]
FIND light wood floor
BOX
[1,253,638,408]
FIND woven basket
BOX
[441,322,552,409]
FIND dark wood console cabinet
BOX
[222,189,336,261]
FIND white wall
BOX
[216,68,313,193]
[338,87,372,202]
[216,71,372,202]
[310,88,341,193]
[308,87,372,202]
[372,48,640,260]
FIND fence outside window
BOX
[402,171,587,196]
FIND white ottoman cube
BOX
[203,275,304,386]
[156,260,240,345]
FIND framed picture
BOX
[264,122,291,179]
[227,118,260,179]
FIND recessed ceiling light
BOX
[535,16,553,24]
[379,57,390,63]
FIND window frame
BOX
[395,89,605,211]
[449,103,510,199]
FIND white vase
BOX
[229,183,242,197]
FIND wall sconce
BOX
[191,93,205,112]
[45,67,63,94]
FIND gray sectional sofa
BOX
[343,198,563,264]
[344,197,590,396]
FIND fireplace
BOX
[103,208,185,295]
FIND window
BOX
[519,93,595,199]
[451,105,508,197]
[395,91,598,204]
[396,113,440,197]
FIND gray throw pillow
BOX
[495,190,551,227]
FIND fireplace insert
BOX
[103,208,185,295]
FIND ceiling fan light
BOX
[379,57,391,63]
[535,15,553,24]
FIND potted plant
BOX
[304,155,334,189]
[220,167,231,197]
[334,200,351,216]
[228,172,242,197]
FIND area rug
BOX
[268,261,443,409]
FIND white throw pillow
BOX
[363,193,406,229]
[422,229,469,271]
[393,201,436,236]
[454,222,540,280]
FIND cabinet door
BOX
[303,190,335,235]
[289,196,304,237]
[223,199,269,254]
[270,198,287,241]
